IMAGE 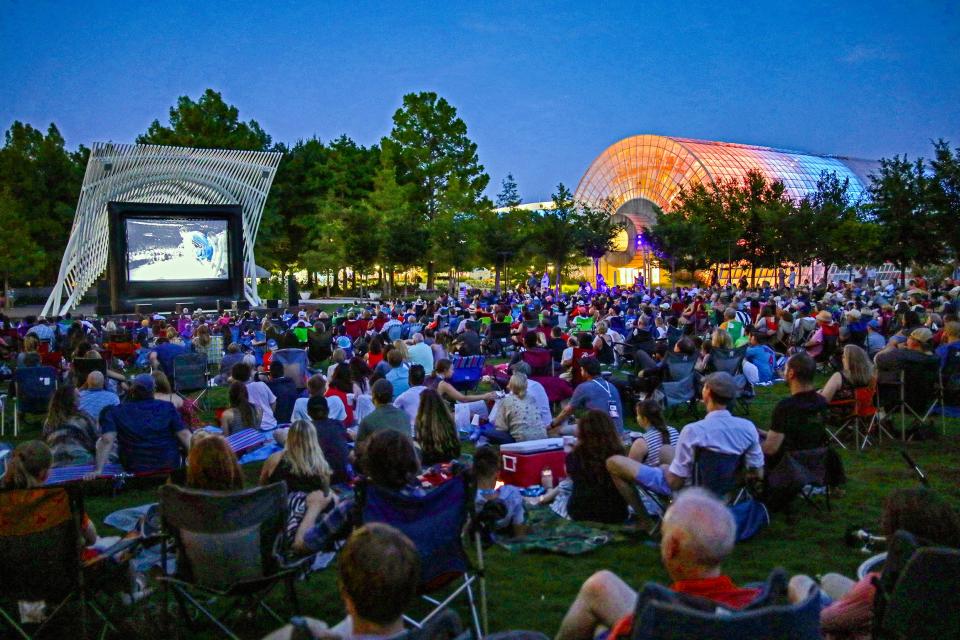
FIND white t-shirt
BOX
[394,385,427,431]
[245,381,277,429]
[408,342,434,373]
[291,393,346,423]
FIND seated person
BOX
[874,327,940,406]
[356,380,412,443]
[627,399,679,468]
[760,352,828,468]
[219,381,263,435]
[538,411,628,524]
[550,358,624,434]
[744,330,777,384]
[606,372,763,512]
[383,349,411,401]
[326,363,356,427]
[265,523,420,640]
[290,374,346,424]
[265,360,299,424]
[433,358,497,406]
[41,384,98,467]
[293,430,422,555]
[788,487,960,640]
[555,488,761,640]
[394,364,428,429]
[215,343,254,385]
[259,419,335,547]
[149,336,188,380]
[472,445,525,538]
[151,370,184,410]
[91,374,191,475]
[304,396,353,485]
[413,389,461,466]
[78,371,120,429]
[491,373,549,443]
[935,320,960,368]
[231,362,278,430]
[820,344,875,404]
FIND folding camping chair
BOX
[521,349,554,376]
[887,362,942,440]
[483,322,512,356]
[659,374,696,418]
[158,482,305,640]
[356,470,489,637]
[71,357,108,386]
[0,485,150,639]
[172,352,210,408]
[449,356,484,393]
[827,383,890,450]
[629,572,821,640]
[271,348,310,389]
[872,530,960,640]
[708,347,754,414]
[691,447,756,506]
[9,365,58,436]
[765,446,835,512]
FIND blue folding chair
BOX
[449,356,484,392]
[10,365,58,436]
[272,348,310,389]
[358,471,488,637]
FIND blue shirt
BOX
[266,376,299,424]
[569,377,624,431]
[385,364,411,400]
[101,399,187,472]
[153,342,188,379]
[78,388,120,426]
[745,345,776,383]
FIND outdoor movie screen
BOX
[125,217,230,282]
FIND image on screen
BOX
[126,218,229,282]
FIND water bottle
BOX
[540,467,554,490]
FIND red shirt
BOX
[609,575,760,639]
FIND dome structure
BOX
[573,135,876,284]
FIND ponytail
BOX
[637,399,670,442]
[1,440,52,489]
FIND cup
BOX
[471,414,480,427]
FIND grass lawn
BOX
[5,372,959,638]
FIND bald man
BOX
[78,370,120,428]
[555,488,760,640]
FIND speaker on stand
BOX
[287,274,299,308]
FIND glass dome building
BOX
[573,135,877,286]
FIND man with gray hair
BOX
[406,332,434,374]
[555,488,761,640]
[606,372,763,511]
[78,370,119,428]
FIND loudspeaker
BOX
[134,303,152,316]
[217,299,230,313]
[95,281,111,316]
[266,299,280,309]
[175,302,190,314]
[235,300,250,311]
[287,274,299,307]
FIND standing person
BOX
[219,381,263,435]
[413,388,461,466]
[42,385,99,467]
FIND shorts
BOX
[634,463,673,497]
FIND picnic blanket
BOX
[496,506,637,556]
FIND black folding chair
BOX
[872,530,960,640]
[887,361,942,440]
[158,482,305,639]
[172,352,210,408]
[72,357,108,386]
[0,486,149,639]
[663,352,696,382]
[630,569,821,639]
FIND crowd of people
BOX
[1,269,958,638]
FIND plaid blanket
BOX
[496,506,638,556]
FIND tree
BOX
[644,202,712,280]
[0,121,87,283]
[383,91,489,290]
[867,155,941,285]
[727,169,793,284]
[0,189,46,305]
[475,174,531,293]
[137,89,271,150]
[366,150,425,296]
[575,200,624,286]
[536,184,583,294]
[928,139,960,265]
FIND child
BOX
[472,446,526,537]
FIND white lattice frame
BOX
[42,143,282,316]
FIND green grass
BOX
[6,374,960,638]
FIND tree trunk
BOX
[386,268,394,298]
[494,261,501,294]
[593,257,600,288]
[554,263,562,296]
[750,262,756,288]
[325,270,331,298]
[427,261,435,291]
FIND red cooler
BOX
[499,438,567,487]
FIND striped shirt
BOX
[642,426,680,466]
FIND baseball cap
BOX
[868,319,881,330]
[703,372,738,403]
[909,328,932,344]
[267,338,279,350]
[132,373,155,393]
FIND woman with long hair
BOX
[628,399,679,467]
[542,410,628,523]
[42,384,99,467]
[152,370,184,409]
[260,419,334,546]
[17,334,39,367]
[820,344,875,403]
[219,381,263,435]
[414,389,461,466]
[327,363,355,427]
[365,336,384,369]
[185,435,244,491]
[349,357,372,397]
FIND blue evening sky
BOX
[2,1,958,202]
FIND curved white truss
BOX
[42,142,282,316]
